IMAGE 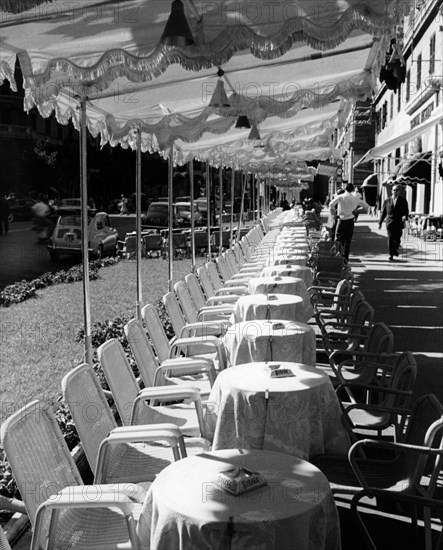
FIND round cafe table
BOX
[273,254,308,266]
[205,361,351,459]
[222,319,316,366]
[247,276,314,321]
[231,293,309,323]
[137,448,341,550]
[274,243,309,256]
[260,265,314,287]
[248,275,304,294]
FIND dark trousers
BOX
[387,225,402,257]
[335,218,354,259]
[0,216,8,234]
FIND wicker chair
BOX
[312,394,443,501]
[97,338,210,440]
[124,317,215,398]
[350,396,443,550]
[0,527,12,550]
[337,351,418,442]
[174,280,234,323]
[1,400,147,550]
[162,291,228,370]
[319,322,395,397]
[61,363,195,485]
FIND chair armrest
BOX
[329,349,390,366]
[154,362,217,386]
[170,336,227,370]
[222,279,249,288]
[95,424,184,482]
[349,438,443,491]
[32,483,146,549]
[136,386,201,403]
[179,321,230,338]
[197,305,234,322]
[216,286,248,295]
[206,295,239,304]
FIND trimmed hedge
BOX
[0,257,119,307]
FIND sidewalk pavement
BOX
[346,212,443,405]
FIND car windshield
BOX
[176,205,192,215]
[149,204,168,213]
[59,216,92,226]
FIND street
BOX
[0,221,79,290]
[0,216,140,290]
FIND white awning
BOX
[354,110,443,167]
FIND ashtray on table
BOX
[217,467,267,496]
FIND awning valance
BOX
[396,152,432,186]
[354,110,443,167]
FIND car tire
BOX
[49,250,59,262]
[94,245,104,260]
[8,213,13,223]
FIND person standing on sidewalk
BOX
[329,183,369,260]
[378,184,409,261]
[0,195,10,235]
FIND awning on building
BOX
[354,111,443,167]
[396,152,432,186]
[362,173,378,187]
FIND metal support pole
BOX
[135,129,142,319]
[237,171,247,243]
[168,144,174,292]
[219,165,223,254]
[189,161,196,271]
[206,163,211,260]
[79,97,93,366]
[230,169,235,246]
[252,173,255,223]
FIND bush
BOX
[0,257,120,307]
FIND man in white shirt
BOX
[329,183,369,259]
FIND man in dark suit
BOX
[0,195,10,235]
[379,185,409,260]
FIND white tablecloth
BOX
[247,276,314,321]
[260,265,314,287]
[222,319,316,366]
[232,293,309,323]
[206,361,351,459]
[273,254,308,266]
[138,449,341,550]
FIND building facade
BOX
[371,0,443,215]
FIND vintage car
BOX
[47,209,118,261]
[142,201,186,229]
[7,198,37,222]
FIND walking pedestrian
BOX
[352,187,363,221]
[328,183,369,260]
[119,194,128,215]
[0,195,10,235]
[378,184,409,261]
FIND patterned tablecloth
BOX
[247,276,314,321]
[137,448,342,550]
[206,361,351,459]
[222,319,316,366]
[232,293,311,324]
[260,265,314,287]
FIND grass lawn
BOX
[0,256,205,419]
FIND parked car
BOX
[142,201,184,229]
[7,198,37,222]
[175,202,204,226]
[57,198,82,209]
[47,209,118,261]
